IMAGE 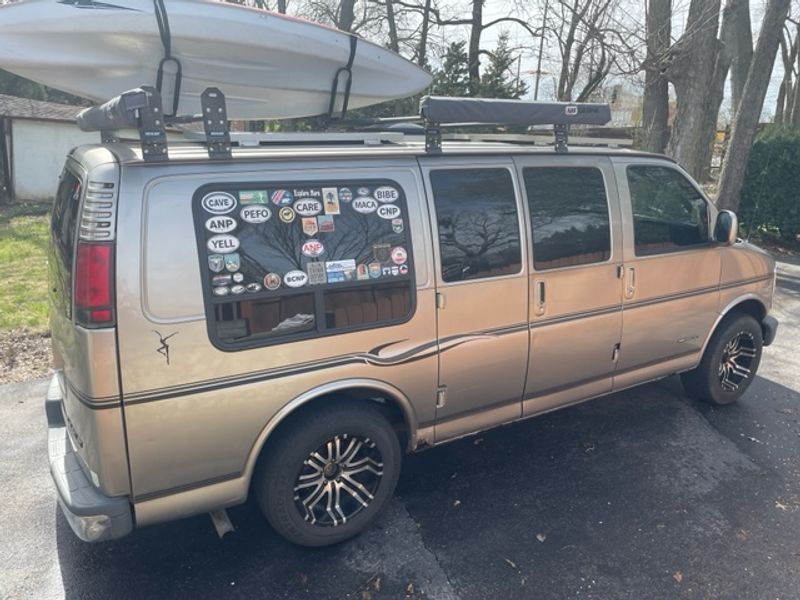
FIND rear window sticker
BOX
[302,239,325,258]
[352,197,378,214]
[202,192,237,215]
[271,189,293,206]
[205,216,237,233]
[399,264,409,275]
[322,187,341,215]
[391,266,400,276]
[356,264,370,280]
[264,273,282,290]
[208,254,225,273]
[207,234,240,254]
[391,246,407,265]
[240,205,272,224]
[307,261,326,285]
[232,272,245,283]
[368,262,382,278]
[382,266,392,277]
[326,259,356,283]
[317,215,335,233]
[302,217,319,236]
[377,204,401,220]
[212,286,230,296]
[279,207,296,223]
[357,187,370,196]
[392,218,404,233]
[294,199,323,217]
[339,188,353,202]
[212,274,232,286]
[284,270,309,288]
[224,253,241,272]
[374,186,400,203]
[231,284,246,295]
[239,190,269,204]
[373,243,391,263]
[293,188,321,199]
[246,282,262,293]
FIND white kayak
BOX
[0,0,432,119]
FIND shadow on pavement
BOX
[56,375,800,600]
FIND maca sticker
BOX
[352,197,378,214]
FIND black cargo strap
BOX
[326,35,358,120]
[154,0,183,117]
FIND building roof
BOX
[0,93,83,122]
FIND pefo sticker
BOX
[374,186,400,203]
[240,206,271,224]
[302,239,325,257]
[377,204,401,220]
[202,192,237,215]
[207,234,240,254]
[352,197,378,214]
[284,270,309,288]
[294,199,323,217]
[205,216,237,234]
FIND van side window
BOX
[523,167,611,270]
[430,168,522,282]
[194,181,415,349]
[627,166,710,256]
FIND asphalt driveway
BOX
[1,260,799,600]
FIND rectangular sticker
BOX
[322,187,340,215]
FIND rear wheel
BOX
[255,402,401,547]
[681,313,763,405]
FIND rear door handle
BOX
[535,279,546,316]
[626,266,636,298]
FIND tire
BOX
[681,313,763,405]
[254,401,401,547]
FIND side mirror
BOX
[714,210,738,245]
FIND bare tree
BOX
[717,0,791,211]
[728,0,753,115]
[641,0,671,153]
[775,19,800,125]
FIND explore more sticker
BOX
[201,192,237,215]
[207,234,240,254]
[240,205,272,224]
[377,204,401,220]
[205,216,237,234]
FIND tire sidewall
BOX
[704,315,763,405]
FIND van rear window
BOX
[49,169,83,317]
[193,181,415,349]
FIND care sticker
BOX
[205,216,237,234]
[231,284,246,295]
[392,218,404,234]
[207,234,240,254]
[322,187,340,215]
[208,254,225,273]
[373,243,391,263]
[399,264,409,275]
[239,190,269,204]
[293,188,321,199]
[232,272,244,283]
[246,282,262,293]
[377,204,401,220]
[279,206,296,223]
[302,217,319,236]
[356,264,370,280]
[240,205,272,224]
[212,274,232,286]
[212,286,230,296]
[271,189,293,206]
[339,188,353,202]
[352,197,378,214]
[302,239,325,258]
[294,199,323,217]
[224,253,241,272]
[368,262,382,279]
[317,215,335,233]
[374,186,400,203]
[202,192,237,215]
[307,261,327,285]
[264,273,282,290]
[284,270,309,288]
[391,246,408,265]
[357,187,370,196]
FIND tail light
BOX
[74,242,115,328]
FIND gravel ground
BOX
[0,329,52,384]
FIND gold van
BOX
[46,96,778,546]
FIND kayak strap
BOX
[326,35,358,121]
[154,0,183,118]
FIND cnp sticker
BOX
[202,192,237,215]
[374,186,400,203]
[352,197,378,214]
[284,270,309,288]
[207,234,240,254]
[302,239,325,257]
[240,206,271,224]
[294,199,323,217]
[377,204,401,220]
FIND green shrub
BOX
[739,126,800,241]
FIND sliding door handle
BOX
[535,279,546,315]
[626,266,636,298]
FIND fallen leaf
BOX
[406,582,415,594]
[736,529,748,540]
[536,533,547,543]
[776,501,789,511]
[361,591,372,600]
[474,438,484,445]
[373,577,382,591]
[453,499,461,507]
[504,558,518,569]
[673,571,683,583]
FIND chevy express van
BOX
[46,96,778,546]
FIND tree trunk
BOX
[0,118,11,205]
[277,0,286,13]
[385,0,400,53]
[641,0,671,154]
[728,0,752,116]
[417,0,431,67]
[666,0,722,180]
[717,0,791,211]
[468,0,483,94]
[338,0,356,32]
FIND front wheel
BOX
[254,402,401,547]
[681,313,763,405]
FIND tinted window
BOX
[49,169,83,317]
[627,166,710,256]
[194,181,415,349]
[430,169,522,282]
[524,167,611,270]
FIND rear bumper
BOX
[762,315,778,346]
[46,375,133,542]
